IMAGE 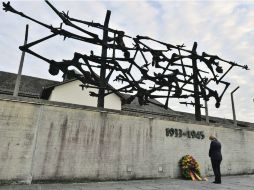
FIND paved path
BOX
[0,175,254,190]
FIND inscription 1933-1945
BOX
[165,128,205,139]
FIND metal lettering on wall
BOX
[165,128,205,139]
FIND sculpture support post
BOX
[13,24,29,97]
[98,10,111,108]
[204,81,209,124]
[205,99,209,124]
[231,86,239,127]
[192,42,201,121]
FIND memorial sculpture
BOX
[3,1,248,121]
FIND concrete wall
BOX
[49,80,122,110]
[0,98,254,184]
[0,100,40,183]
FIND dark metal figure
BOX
[3,1,249,121]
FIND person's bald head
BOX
[209,135,216,141]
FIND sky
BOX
[0,0,254,123]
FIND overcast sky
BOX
[0,0,253,123]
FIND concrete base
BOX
[0,96,254,184]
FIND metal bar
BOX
[21,33,57,49]
[105,32,116,82]
[205,99,209,124]
[203,80,209,124]
[231,86,239,127]
[218,65,233,82]
[97,10,111,108]
[13,24,29,97]
[191,42,201,121]
[177,48,187,78]
[45,0,99,39]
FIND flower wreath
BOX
[179,155,201,180]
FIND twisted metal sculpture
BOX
[3,1,248,120]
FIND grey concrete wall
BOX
[0,98,254,184]
[0,100,40,183]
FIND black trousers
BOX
[211,159,222,183]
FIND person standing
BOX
[209,135,222,184]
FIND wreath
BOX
[179,155,201,180]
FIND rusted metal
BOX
[3,1,248,121]
[98,10,111,108]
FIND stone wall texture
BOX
[0,97,253,184]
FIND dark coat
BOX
[209,139,222,160]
